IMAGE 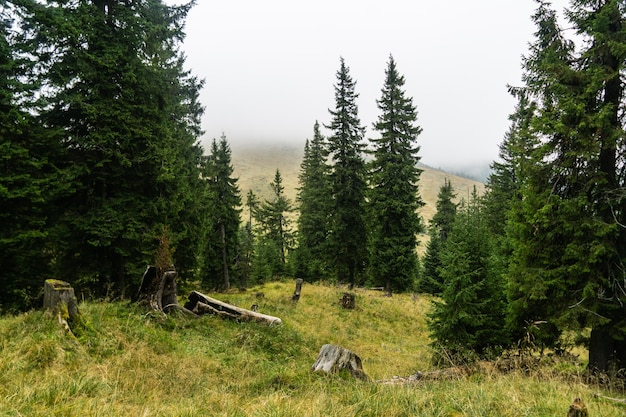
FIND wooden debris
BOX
[594,392,626,405]
[184,291,282,325]
[378,367,470,384]
[311,344,368,380]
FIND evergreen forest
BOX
[2,0,626,381]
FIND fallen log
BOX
[184,291,282,325]
[311,344,368,380]
[594,392,626,405]
[377,367,471,384]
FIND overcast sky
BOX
[168,0,570,171]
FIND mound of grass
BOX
[0,281,624,416]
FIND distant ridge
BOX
[229,141,485,224]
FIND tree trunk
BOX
[219,222,230,291]
[184,290,282,325]
[311,344,368,380]
[588,326,613,373]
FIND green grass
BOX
[0,281,624,416]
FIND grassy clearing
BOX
[0,281,624,416]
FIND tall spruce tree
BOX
[419,179,457,295]
[17,0,204,297]
[368,55,424,294]
[428,188,508,361]
[508,0,626,371]
[295,121,332,280]
[254,169,294,279]
[326,57,368,287]
[484,92,534,238]
[200,135,241,291]
[482,92,535,325]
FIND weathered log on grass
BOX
[594,393,626,405]
[377,366,470,384]
[311,344,368,380]
[43,279,80,336]
[292,278,304,303]
[184,291,282,325]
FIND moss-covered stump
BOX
[43,279,80,335]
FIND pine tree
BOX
[508,0,626,371]
[368,55,424,294]
[325,57,368,287]
[295,121,332,280]
[419,179,457,295]
[484,92,533,237]
[428,189,508,361]
[18,0,204,297]
[254,169,294,279]
[483,92,536,341]
[200,135,241,291]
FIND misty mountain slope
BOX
[230,141,485,225]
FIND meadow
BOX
[1,281,624,416]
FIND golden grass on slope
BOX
[0,282,624,416]
[230,141,485,225]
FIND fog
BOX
[166,0,571,174]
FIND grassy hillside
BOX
[230,141,485,224]
[1,282,623,416]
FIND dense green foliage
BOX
[325,58,368,287]
[419,179,457,295]
[1,0,205,309]
[199,136,242,291]
[0,1,56,311]
[367,55,424,294]
[428,190,508,360]
[506,0,626,372]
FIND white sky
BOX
[168,0,570,171]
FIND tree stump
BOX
[340,292,356,309]
[292,278,304,303]
[43,279,80,335]
[311,344,368,380]
[567,398,588,417]
[137,265,183,314]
